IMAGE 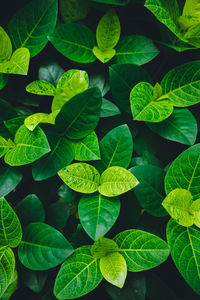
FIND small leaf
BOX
[26,80,56,96]
[24,111,57,131]
[100,98,120,118]
[0,165,23,198]
[93,46,116,63]
[0,247,15,297]
[0,48,30,75]
[58,163,100,194]
[100,252,127,288]
[38,62,64,87]
[91,237,119,259]
[190,199,200,228]
[0,26,12,63]
[60,0,89,23]
[99,166,139,197]
[0,136,10,158]
[73,132,101,161]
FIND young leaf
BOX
[100,98,120,118]
[26,80,56,96]
[60,0,89,23]
[0,166,23,198]
[0,197,22,247]
[54,246,103,300]
[48,23,97,63]
[0,26,12,63]
[130,82,174,122]
[58,163,100,194]
[18,222,74,271]
[99,166,139,197]
[115,35,159,65]
[93,46,116,63]
[162,188,194,226]
[0,48,30,75]
[24,111,57,131]
[100,252,127,288]
[8,0,58,57]
[91,237,119,259]
[78,193,120,240]
[114,229,170,271]
[0,137,10,158]
[0,247,15,298]
[4,125,51,166]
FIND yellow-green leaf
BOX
[0,48,30,75]
[93,46,116,63]
[26,80,56,96]
[0,26,12,63]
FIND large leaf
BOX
[8,0,58,57]
[167,219,200,294]
[0,26,12,63]
[72,132,100,161]
[4,125,50,166]
[58,163,100,194]
[115,35,159,65]
[78,193,120,240]
[147,108,198,145]
[95,125,133,173]
[54,246,103,300]
[60,0,89,23]
[99,166,139,197]
[0,198,22,247]
[165,144,200,200]
[0,247,15,297]
[0,48,30,75]
[0,166,22,198]
[18,222,73,271]
[114,230,170,271]
[48,23,97,63]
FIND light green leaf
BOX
[96,9,120,50]
[165,144,200,200]
[0,48,30,75]
[78,193,120,240]
[54,246,103,300]
[0,26,12,63]
[60,0,89,23]
[48,23,97,63]
[0,166,23,198]
[0,247,15,298]
[26,80,56,96]
[24,111,57,131]
[167,218,200,294]
[162,188,194,226]
[100,252,127,288]
[18,222,73,271]
[1,270,17,300]
[115,35,159,65]
[100,98,120,118]
[4,125,50,166]
[190,199,200,228]
[130,82,174,122]
[93,46,116,63]
[0,198,22,248]
[91,237,119,259]
[0,137,10,158]
[58,163,100,194]
[114,229,170,272]
[73,132,100,161]
[183,23,200,48]
[99,166,139,197]
[8,0,58,57]
[179,0,200,30]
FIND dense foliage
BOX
[1,0,200,299]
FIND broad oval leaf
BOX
[0,247,15,297]
[58,163,100,194]
[100,252,127,288]
[18,222,73,271]
[26,80,56,96]
[99,166,139,197]
[0,166,23,198]
[73,132,100,161]
[0,26,12,63]
[114,229,170,272]
[78,193,120,240]
[167,218,200,294]
[4,125,51,166]
[0,48,30,75]
[8,0,58,57]
[54,246,103,300]
[48,23,96,63]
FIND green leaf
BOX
[60,0,89,23]
[38,62,64,87]
[92,0,129,5]
[130,165,167,217]
[1,270,17,300]
[100,98,120,118]
[165,144,200,200]
[100,252,127,288]
[130,82,174,122]
[190,199,200,228]
[115,35,159,65]
[109,64,152,113]
[167,218,200,294]
[0,137,10,158]
[146,108,197,145]
[96,9,120,50]
[0,74,8,90]
[26,80,56,96]
[0,247,15,298]
[4,125,51,166]
[99,166,139,197]
[24,111,57,131]
[8,0,58,57]
[183,23,200,48]
[22,268,47,293]
[93,46,116,63]
[0,197,22,247]
[55,87,102,140]
[48,23,97,63]
[0,166,22,198]
[54,246,103,300]
[58,163,100,194]
[162,188,194,226]
[114,229,170,271]
[78,193,120,240]
[46,201,70,230]
[4,116,27,135]
[0,26,12,63]
[18,222,73,271]
[0,48,30,75]
[73,132,101,161]
[91,237,119,259]
[95,125,133,173]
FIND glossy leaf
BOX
[18,222,73,271]
[0,247,15,297]
[100,98,120,118]
[114,229,170,271]
[54,246,103,300]
[38,62,64,87]
[0,26,12,63]
[0,166,22,198]
[26,80,56,96]
[60,0,89,23]
[0,48,30,75]
[78,193,120,240]
[73,132,101,161]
